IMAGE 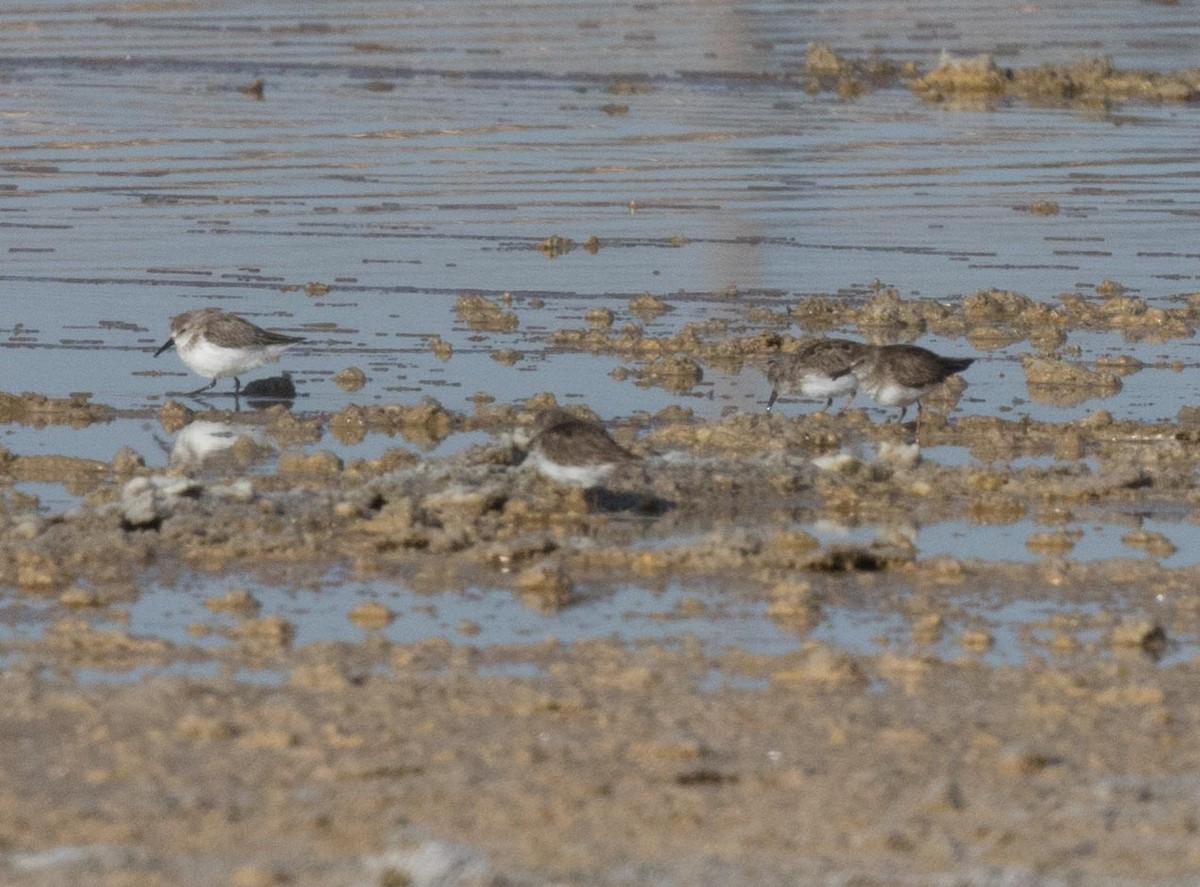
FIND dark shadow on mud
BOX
[587,487,674,516]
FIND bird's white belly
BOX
[800,372,857,398]
[528,450,614,488]
[865,380,932,407]
[178,340,282,379]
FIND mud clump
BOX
[514,562,574,613]
[348,600,394,628]
[1058,291,1193,339]
[606,78,652,96]
[802,46,1200,108]
[490,348,524,365]
[232,615,295,653]
[354,399,454,448]
[329,404,369,446]
[428,335,454,360]
[910,52,1009,101]
[771,641,867,688]
[803,42,906,98]
[0,391,116,428]
[632,355,703,392]
[334,366,367,392]
[1010,56,1200,104]
[536,234,574,258]
[853,284,953,333]
[628,292,672,319]
[206,588,262,615]
[42,618,169,666]
[962,288,1048,325]
[585,307,615,328]
[5,454,109,493]
[158,399,194,433]
[455,293,519,332]
[1024,200,1060,216]
[1022,356,1123,406]
[277,450,343,479]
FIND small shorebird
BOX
[854,344,974,423]
[154,308,304,395]
[766,338,871,413]
[526,409,640,489]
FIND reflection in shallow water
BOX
[7,546,1179,682]
[917,515,1200,567]
[2,2,1200,429]
[2,3,1200,697]
[167,419,276,474]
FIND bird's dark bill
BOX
[154,338,176,357]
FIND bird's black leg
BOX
[766,389,779,412]
[185,378,218,396]
[234,377,242,395]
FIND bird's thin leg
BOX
[184,378,218,396]
[836,392,856,415]
[234,377,242,395]
[816,396,832,415]
[766,389,779,412]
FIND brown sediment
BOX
[427,334,454,360]
[490,347,524,365]
[1,556,1199,883]
[802,42,909,98]
[630,354,704,392]
[803,42,1200,107]
[1021,355,1124,406]
[536,234,574,258]
[333,366,367,392]
[6,282,1200,883]
[548,281,1197,391]
[0,391,117,428]
[455,292,520,331]
[628,292,672,318]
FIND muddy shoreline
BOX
[6,0,1200,882]
[4,284,1200,883]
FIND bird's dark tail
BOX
[943,357,974,374]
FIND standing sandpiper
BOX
[853,344,974,423]
[526,409,640,489]
[154,308,304,396]
[766,338,871,413]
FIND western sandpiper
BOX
[526,409,640,489]
[766,337,871,413]
[154,308,304,395]
[854,344,974,422]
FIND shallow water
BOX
[4,1,1200,424]
[24,562,1191,684]
[4,1,1200,669]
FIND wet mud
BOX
[806,42,1200,106]
[6,282,1200,882]
[6,1,1200,884]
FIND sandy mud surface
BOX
[3,290,1200,886]
[5,1,1200,884]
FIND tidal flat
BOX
[4,2,1200,884]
